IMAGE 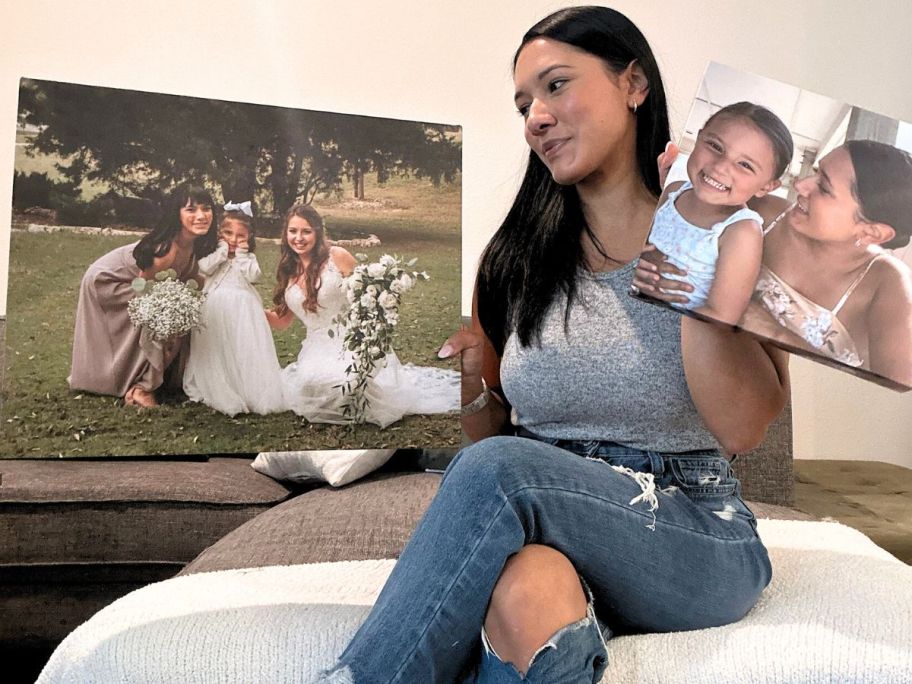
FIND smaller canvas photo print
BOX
[632,62,912,391]
[2,78,463,457]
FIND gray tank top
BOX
[500,261,719,452]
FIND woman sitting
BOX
[322,6,788,682]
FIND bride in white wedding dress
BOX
[266,204,460,427]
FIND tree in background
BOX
[334,115,460,200]
[16,78,461,224]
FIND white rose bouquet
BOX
[330,253,429,423]
[127,269,206,341]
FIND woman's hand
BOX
[656,140,681,187]
[632,244,693,305]
[438,324,508,442]
[657,141,679,188]
[438,327,484,379]
[266,307,293,331]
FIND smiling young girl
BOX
[646,102,793,324]
[183,202,285,416]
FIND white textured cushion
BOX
[252,449,395,487]
[38,520,912,683]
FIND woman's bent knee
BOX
[483,544,589,675]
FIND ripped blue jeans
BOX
[323,435,771,683]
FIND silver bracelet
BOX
[460,381,490,417]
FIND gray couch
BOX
[1,396,796,681]
[0,457,293,681]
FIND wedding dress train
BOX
[280,260,460,427]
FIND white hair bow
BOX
[224,200,253,217]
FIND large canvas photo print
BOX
[632,62,912,391]
[2,78,462,457]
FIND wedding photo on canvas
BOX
[1,78,463,457]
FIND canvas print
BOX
[632,62,912,391]
[1,78,462,457]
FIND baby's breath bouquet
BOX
[330,254,429,423]
[127,269,205,341]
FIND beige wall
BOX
[2,0,911,466]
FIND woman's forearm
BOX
[197,243,229,276]
[440,321,511,442]
[235,249,262,283]
[681,317,789,455]
[140,256,175,281]
[461,372,509,442]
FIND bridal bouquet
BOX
[127,269,206,341]
[331,254,429,423]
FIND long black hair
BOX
[845,139,912,249]
[476,6,671,355]
[133,184,219,270]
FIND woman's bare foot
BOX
[124,386,158,408]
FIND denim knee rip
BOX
[478,579,609,682]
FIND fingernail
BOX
[437,344,453,359]
[665,141,673,154]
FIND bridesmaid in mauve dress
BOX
[69,184,219,407]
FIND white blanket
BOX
[38,520,912,683]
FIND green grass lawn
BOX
[1,183,462,457]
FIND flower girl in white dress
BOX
[184,202,286,416]
[266,204,459,427]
